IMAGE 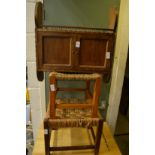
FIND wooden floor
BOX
[33,122,121,155]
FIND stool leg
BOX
[85,80,91,99]
[50,75,57,118]
[44,118,50,155]
[92,77,102,117]
[94,120,103,155]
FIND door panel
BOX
[43,36,71,65]
[37,31,73,71]
[79,38,107,66]
[36,29,115,73]
[77,34,114,72]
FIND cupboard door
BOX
[37,31,73,71]
[75,34,114,72]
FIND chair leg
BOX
[94,120,103,155]
[85,80,91,99]
[50,75,57,119]
[92,77,101,117]
[44,118,50,155]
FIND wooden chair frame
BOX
[44,72,104,155]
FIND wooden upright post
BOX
[44,118,50,155]
[92,77,101,117]
[50,75,56,118]
[95,119,103,155]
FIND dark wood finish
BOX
[37,31,74,71]
[34,2,116,81]
[79,38,107,66]
[89,127,96,143]
[95,120,104,155]
[36,28,115,73]
[92,77,102,117]
[44,118,50,155]
[35,1,43,28]
[50,145,95,151]
[85,80,92,99]
[42,36,71,65]
[50,75,57,118]
[37,71,44,81]
[35,2,44,81]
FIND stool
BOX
[44,72,104,155]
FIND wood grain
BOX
[36,29,115,74]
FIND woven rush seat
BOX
[55,98,92,119]
[46,118,100,128]
[56,108,92,119]
[49,72,102,80]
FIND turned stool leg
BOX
[94,120,103,155]
[92,77,102,117]
[44,118,50,155]
[50,75,57,119]
[85,80,91,99]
